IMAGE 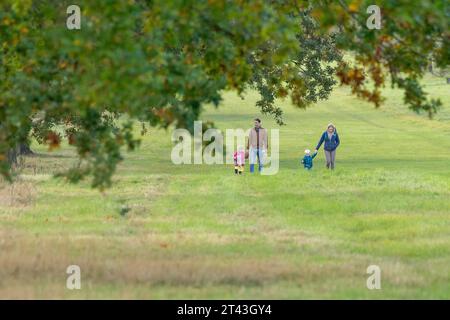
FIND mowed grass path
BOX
[0,76,449,299]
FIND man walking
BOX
[247,118,268,173]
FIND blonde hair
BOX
[327,123,336,130]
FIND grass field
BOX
[0,75,449,299]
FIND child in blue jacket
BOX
[301,149,318,170]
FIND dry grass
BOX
[0,179,36,208]
[0,229,430,299]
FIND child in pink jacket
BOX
[233,147,246,175]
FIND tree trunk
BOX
[18,143,33,156]
[6,143,33,166]
[7,148,18,165]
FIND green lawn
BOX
[0,75,449,299]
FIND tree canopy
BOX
[1,0,448,188]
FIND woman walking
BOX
[315,123,340,170]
